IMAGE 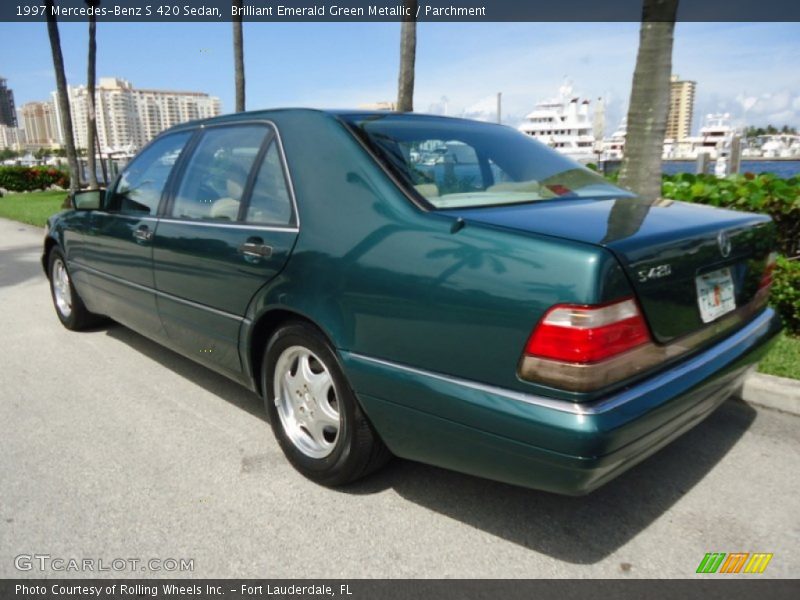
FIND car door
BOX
[152,123,299,375]
[79,130,193,337]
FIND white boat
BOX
[518,84,597,163]
[601,118,627,161]
[693,113,736,160]
[760,134,800,159]
[660,113,735,160]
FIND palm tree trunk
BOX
[86,5,99,189]
[617,0,679,200]
[232,0,245,112]
[45,0,80,194]
[396,0,417,112]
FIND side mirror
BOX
[73,189,103,210]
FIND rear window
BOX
[344,114,632,210]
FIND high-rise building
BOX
[56,77,221,152]
[0,77,18,127]
[666,74,696,141]
[0,124,25,151]
[20,101,61,148]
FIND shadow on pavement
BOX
[102,320,756,565]
[0,244,46,288]
[346,398,756,564]
[104,323,267,422]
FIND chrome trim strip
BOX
[587,311,772,414]
[89,212,298,233]
[347,308,774,416]
[348,352,595,415]
[72,261,248,324]
[156,218,298,233]
[91,212,159,222]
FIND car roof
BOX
[161,108,489,134]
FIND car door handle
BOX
[238,239,272,258]
[133,225,153,243]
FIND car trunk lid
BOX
[449,196,775,343]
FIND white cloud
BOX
[731,90,800,128]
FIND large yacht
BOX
[693,113,736,159]
[518,84,597,163]
[662,113,736,160]
[601,117,627,161]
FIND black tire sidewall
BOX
[263,323,360,484]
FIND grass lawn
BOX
[0,190,68,227]
[758,333,800,381]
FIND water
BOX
[661,160,800,178]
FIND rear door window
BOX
[170,126,268,221]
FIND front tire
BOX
[263,321,391,486]
[47,248,103,330]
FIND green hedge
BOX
[772,256,800,335]
[661,173,799,258]
[0,166,70,193]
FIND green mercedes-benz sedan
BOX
[42,109,782,494]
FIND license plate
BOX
[696,267,736,323]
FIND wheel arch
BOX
[42,236,59,275]
[246,307,340,397]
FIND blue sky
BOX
[2,21,799,134]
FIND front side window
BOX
[108,131,191,215]
[171,126,268,221]
[344,115,633,210]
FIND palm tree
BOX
[85,0,101,189]
[45,0,80,194]
[396,0,417,112]
[617,0,680,200]
[232,0,245,112]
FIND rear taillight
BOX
[524,297,651,364]
[759,252,778,290]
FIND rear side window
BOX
[108,132,190,215]
[171,126,268,221]
[245,141,294,226]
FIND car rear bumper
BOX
[341,307,782,494]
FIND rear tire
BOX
[263,321,391,486]
[47,248,104,331]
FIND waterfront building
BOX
[20,101,61,148]
[666,75,696,142]
[0,124,25,151]
[55,78,221,152]
[0,77,18,128]
[358,101,397,111]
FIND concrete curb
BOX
[738,372,800,416]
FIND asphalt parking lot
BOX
[1,217,798,578]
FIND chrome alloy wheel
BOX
[273,345,341,459]
[52,258,73,318]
